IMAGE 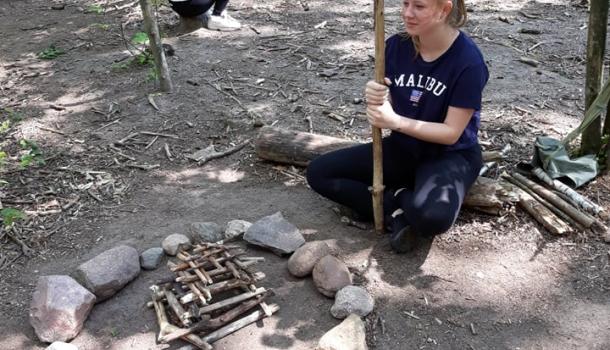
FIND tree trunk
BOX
[139,0,173,92]
[582,0,608,154]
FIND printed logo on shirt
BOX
[393,73,447,97]
[410,90,423,104]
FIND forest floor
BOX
[1,0,609,349]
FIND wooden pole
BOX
[138,0,173,92]
[372,0,385,234]
[581,0,608,154]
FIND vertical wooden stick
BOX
[138,0,173,92]
[372,0,385,234]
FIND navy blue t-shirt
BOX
[385,31,488,153]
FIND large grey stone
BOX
[330,286,374,319]
[318,314,367,350]
[30,275,96,343]
[243,212,305,255]
[188,222,223,243]
[162,233,191,256]
[224,219,251,241]
[46,342,79,350]
[74,245,140,301]
[140,247,164,270]
[312,255,352,298]
[287,241,331,277]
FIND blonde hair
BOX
[406,0,468,56]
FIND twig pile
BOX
[149,242,278,349]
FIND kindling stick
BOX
[371,0,385,234]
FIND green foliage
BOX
[1,108,23,123]
[38,45,64,60]
[0,208,26,227]
[146,67,160,82]
[131,32,150,45]
[135,52,153,66]
[0,120,10,134]
[19,139,45,168]
[0,151,6,167]
[87,4,104,14]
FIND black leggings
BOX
[306,137,482,237]
[169,0,228,17]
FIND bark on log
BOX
[505,174,585,232]
[255,127,501,166]
[255,127,517,215]
[511,173,597,229]
[531,167,608,220]
[512,186,571,235]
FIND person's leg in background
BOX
[169,0,241,31]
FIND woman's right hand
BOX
[364,78,392,106]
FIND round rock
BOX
[140,247,164,270]
[162,233,191,256]
[287,241,331,277]
[312,255,352,298]
[187,222,223,243]
[330,285,374,319]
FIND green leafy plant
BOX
[131,32,150,45]
[19,139,44,168]
[38,45,64,60]
[0,208,26,227]
[87,4,104,14]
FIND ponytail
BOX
[448,0,467,28]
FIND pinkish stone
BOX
[312,255,352,298]
[30,275,96,343]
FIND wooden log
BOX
[201,303,280,344]
[531,167,607,220]
[150,285,211,349]
[198,287,267,316]
[255,126,359,167]
[165,289,191,327]
[161,295,270,343]
[255,126,502,166]
[505,174,585,232]
[255,127,517,215]
[138,0,172,92]
[511,173,597,229]
[511,186,571,235]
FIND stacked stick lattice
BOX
[148,243,278,349]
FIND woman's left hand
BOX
[366,100,401,130]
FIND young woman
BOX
[307,0,488,253]
[169,0,241,31]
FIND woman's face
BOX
[401,0,451,36]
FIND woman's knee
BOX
[306,156,327,192]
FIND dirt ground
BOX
[1,0,609,349]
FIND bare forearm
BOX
[392,114,462,145]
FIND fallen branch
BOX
[504,174,585,232]
[511,185,571,235]
[531,167,607,220]
[511,172,597,230]
[189,140,251,166]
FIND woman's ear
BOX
[439,0,453,21]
